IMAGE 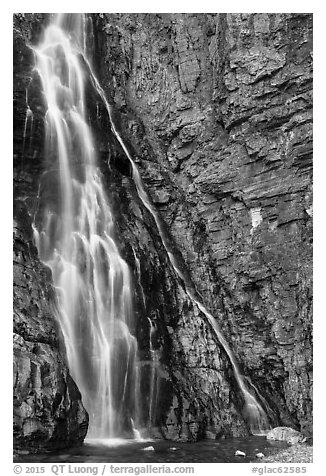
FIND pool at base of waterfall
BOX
[14,436,288,463]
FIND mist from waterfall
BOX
[32,14,139,438]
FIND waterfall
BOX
[32,14,139,438]
[85,37,271,435]
[147,318,159,427]
[32,12,270,438]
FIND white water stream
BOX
[32,14,139,438]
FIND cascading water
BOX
[32,14,139,438]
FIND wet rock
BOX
[204,430,217,440]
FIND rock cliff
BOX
[92,13,313,437]
[13,13,312,447]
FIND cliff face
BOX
[13,12,313,447]
[13,14,89,452]
[92,13,313,436]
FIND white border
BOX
[3,3,323,475]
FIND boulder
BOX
[266,427,306,445]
